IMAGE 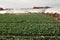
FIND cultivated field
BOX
[0,13,60,40]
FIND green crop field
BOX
[0,36,60,40]
[0,13,60,40]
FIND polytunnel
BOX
[45,7,60,14]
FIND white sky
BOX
[0,0,60,8]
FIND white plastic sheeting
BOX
[13,10,28,13]
[0,11,7,14]
[6,9,45,13]
[45,7,60,14]
[0,9,46,14]
[28,9,44,13]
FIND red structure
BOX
[33,6,50,9]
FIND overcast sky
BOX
[0,0,60,8]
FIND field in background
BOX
[0,13,60,40]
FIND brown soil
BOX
[44,13,60,22]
